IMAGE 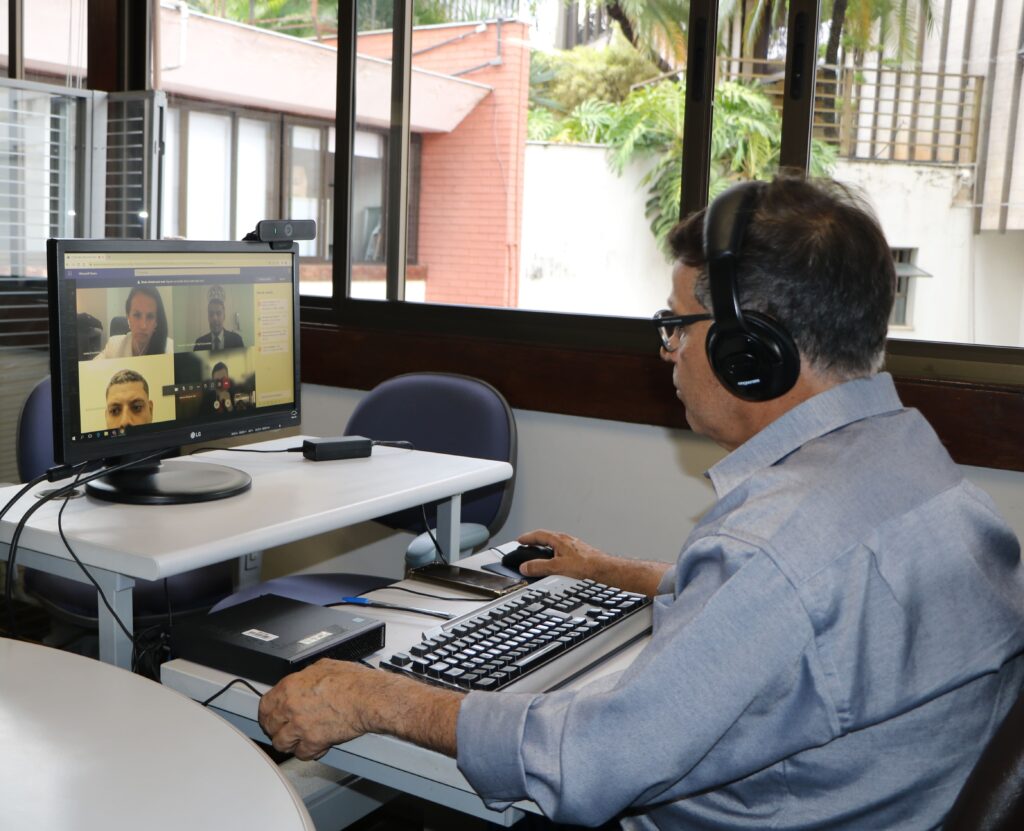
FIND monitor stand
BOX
[86,458,251,505]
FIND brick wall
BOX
[357,21,530,306]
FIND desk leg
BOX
[93,570,135,669]
[435,494,461,562]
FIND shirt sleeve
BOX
[456,541,839,826]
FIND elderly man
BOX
[259,175,1024,829]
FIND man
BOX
[202,361,248,415]
[259,175,1024,828]
[193,285,244,352]
[104,368,154,428]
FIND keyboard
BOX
[379,575,652,693]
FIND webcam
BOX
[243,219,317,248]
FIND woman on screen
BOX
[95,286,174,359]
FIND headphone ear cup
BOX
[705,312,800,402]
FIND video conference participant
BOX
[95,286,174,359]
[201,361,251,416]
[258,175,1024,829]
[193,285,244,352]
[104,368,154,429]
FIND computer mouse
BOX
[502,544,555,572]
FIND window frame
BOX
[306,0,1024,473]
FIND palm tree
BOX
[534,78,836,254]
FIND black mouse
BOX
[502,544,555,572]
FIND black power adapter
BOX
[302,436,372,461]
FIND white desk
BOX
[0,637,315,831]
[0,437,513,668]
[161,548,645,828]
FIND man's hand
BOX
[258,658,464,760]
[258,659,374,760]
[516,529,671,598]
[516,530,614,581]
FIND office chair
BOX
[943,685,1024,829]
[210,372,518,612]
[16,377,235,629]
[109,315,129,336]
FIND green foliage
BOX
[529,30,662,115]
[529,78,837,257]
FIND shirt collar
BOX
[706,372,904,498]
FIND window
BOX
[161,103,280,246]
[296,0,1024,474]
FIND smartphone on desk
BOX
[407,563,526,598]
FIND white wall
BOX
[262,383,1024,581]
[518,143,672,317]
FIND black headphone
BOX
[703,181,800,402]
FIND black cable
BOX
[4,449,166,645]
[201,677,264,707]
[188,445,302,455]
[0,473,48,525]
[376,585,482,602]
[372,440,415,450]
[420,504,448,566]
[55,469,139,671]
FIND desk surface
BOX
[0,637,314,831]
[0,437,513,581]
[161,547,644,826]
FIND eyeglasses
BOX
[653,309,713,352]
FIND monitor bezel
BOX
[47,237,302,467]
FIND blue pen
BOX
[339,596,454,620]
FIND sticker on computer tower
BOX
[298,630,332,646]
[242,628,278,642]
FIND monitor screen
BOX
[47,239,301,486]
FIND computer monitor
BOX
[46,238,301,504]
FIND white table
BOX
[0,437,513,668]
[161,547,646,828]
[0,637,314,831]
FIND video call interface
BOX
[63,250,296,444]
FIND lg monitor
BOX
[46,238,301,504]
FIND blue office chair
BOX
[210,372,518,612]
[16,377,235,628]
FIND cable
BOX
[329,597,454,621]
[377,585,482,602]
[4,449,166,645]
[201,677,264,707]
[372,440,415,450]
[188,446,302,455]
[420,504,448,566]
[55,468,139,671]
[0,462,80,525]
[0,474,47,525]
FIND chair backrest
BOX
[344,372,517,536]
[944,686,1024,829]
[17,376,55,482]
[109,315,129,336]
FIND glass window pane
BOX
[161,107,180,238]
[235,117,276,240]
[24,0,88,85]
[817,3,1024,348]
[351,5,395,301]
[382,0,682,314]
[287,122,321,263]
[157,2,335,295]
[185,110,232,239]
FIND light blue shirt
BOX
[457,373,1024,828]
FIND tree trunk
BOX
[821,0,849,139]
[605,1,675,75]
